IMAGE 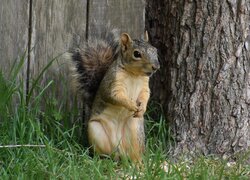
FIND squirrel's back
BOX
[69,28,120,102]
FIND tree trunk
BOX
[146,0,250,157]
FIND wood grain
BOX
[0,0,29,77]
[30,0,87,74]
[30,0,87,102]
[88,0,145,39]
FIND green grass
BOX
[0,55,249,179]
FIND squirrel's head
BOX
[120,32,160,76]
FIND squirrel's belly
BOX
[90,103,132,122]
[101,104,133,122]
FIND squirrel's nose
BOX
[152,63,160,71]
[152,65,157,71]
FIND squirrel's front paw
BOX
[133,102,145,118]
[128,103,138,112]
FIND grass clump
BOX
[0,55,249,179]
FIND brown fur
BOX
[68,29,159,162]
[87,32,159,163]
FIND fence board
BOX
[30,0,87,103]
[0,0,29,78]
[88,0,145,38]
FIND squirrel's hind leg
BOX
[88,120,113,156]
[121,117,145,163]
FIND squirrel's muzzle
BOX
[152,61,160,71]
[146,47,159,73]
[146,61,160,76]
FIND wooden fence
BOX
[0,0,145,100]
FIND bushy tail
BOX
[68,28,120,120]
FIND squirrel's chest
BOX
[123,77,144,100]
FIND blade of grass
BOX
[9,50,27,81]
[26,53,64,106]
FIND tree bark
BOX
[146,0,250,157]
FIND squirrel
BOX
[68,28,160,163]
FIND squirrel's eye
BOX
[133,50,142,59]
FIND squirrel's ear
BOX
[121,33,132,51]
[144,31,149,42]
